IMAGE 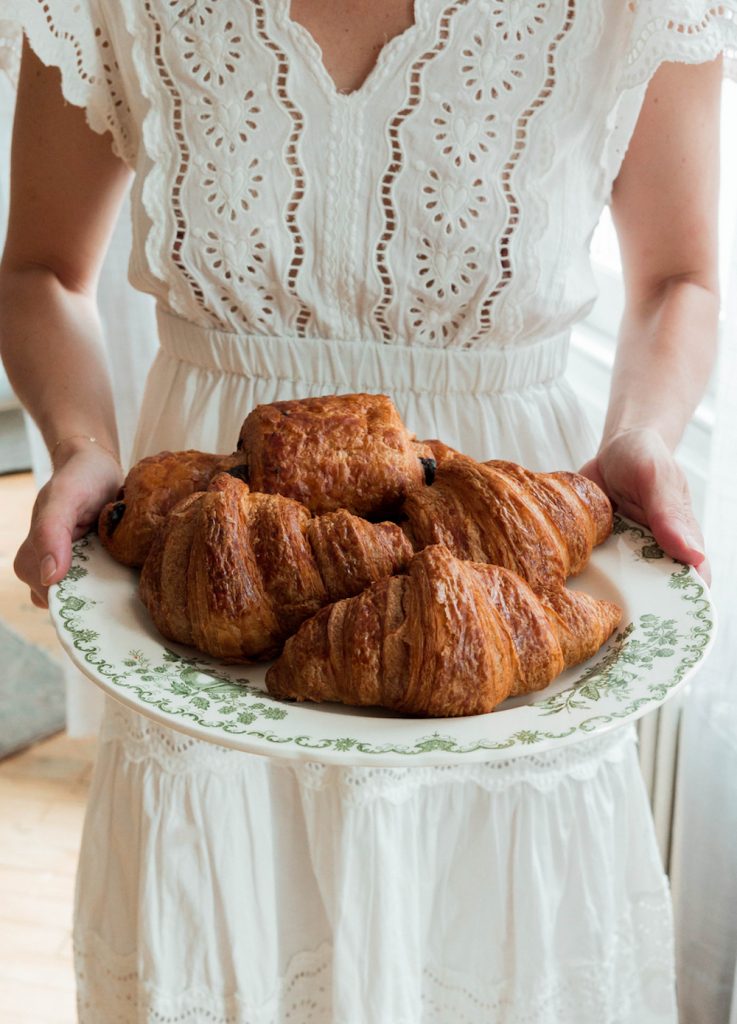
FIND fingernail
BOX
[683,533,705,560]
[40,555,57,586]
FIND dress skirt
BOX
[73,307,677,1024]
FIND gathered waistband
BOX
[156,307,570,397]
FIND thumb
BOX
[31,501,80,587]
[640,467,705,569]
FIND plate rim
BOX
[48,516,717,766]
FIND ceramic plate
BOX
[48,517,716,766]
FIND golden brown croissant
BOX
[400,452,612,593]
[98,450,247,567]
[139,473,414,660]
[265,544,621,717]
[237,393,436,515]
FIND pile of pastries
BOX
[98,393,621,718]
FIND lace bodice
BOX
[3,0,736,349]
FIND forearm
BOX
[601,277,720,452]
[0,265,120,459]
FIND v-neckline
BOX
[278,0,423,103]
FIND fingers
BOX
[31,504,76,584]
[584,434,710,586]
[628,456,709,579]
[16,507,83,608]
[15,530,66,607]
[14,535,52,608]
[647,505,705,567]
[15,484,82,607]
[695,556,712,588]
[635,459,702,560]
[14,450,122,610]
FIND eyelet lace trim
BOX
[74,890,674,1023]
[123,0,314,332]
[0,18,20,78]
[289,727,637,804]
[141,0,209,317]
[4,1,737,349]
[469,0,576,343]
[99,701,637,801]
[2,0,135,166]
[421,891,674,1023]
[622,2,737,89]
[251,0,311,337]
[75,932,334,1024]
[372,0,471,343]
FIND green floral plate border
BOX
[48,516,716,766]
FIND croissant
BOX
[265,544,621,717]
[100,394,436,566]
[400,452,612,593]
[98,450,248,567]
[139,473,414,660]
[237,392,436,515]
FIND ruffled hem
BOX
[74,886,676,1023]
[0,0,136,166]
[622,1,737,89]
[78,698,672,1023]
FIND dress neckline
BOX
[277,0,424,103]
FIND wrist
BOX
[598,424,678,456]
[50,434,122,471]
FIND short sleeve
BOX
[621,1,737,89]
[0,0,136,167]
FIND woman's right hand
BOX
[14,442,124,609]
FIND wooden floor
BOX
[0,733,95,1023]
[0,471,63,655]
[0,472,96,1024]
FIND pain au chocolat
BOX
[237,393,436,516]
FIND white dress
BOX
[3,2,737,1021]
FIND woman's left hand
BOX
[579,426,711,585]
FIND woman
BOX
[0,2,733,1021]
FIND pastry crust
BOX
[98,450,246,567]
[98,400,620,717]
[400,452,613,592]
[238,393,435,515]
[139,473,414,661]
[265,544,622,716]
[99,395,436,568]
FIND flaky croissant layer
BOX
[139,474,413,661]
[401,451,613,592]
[266,544,621,717]
[99,450,248,567]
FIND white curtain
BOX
[668,233,737,1023]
